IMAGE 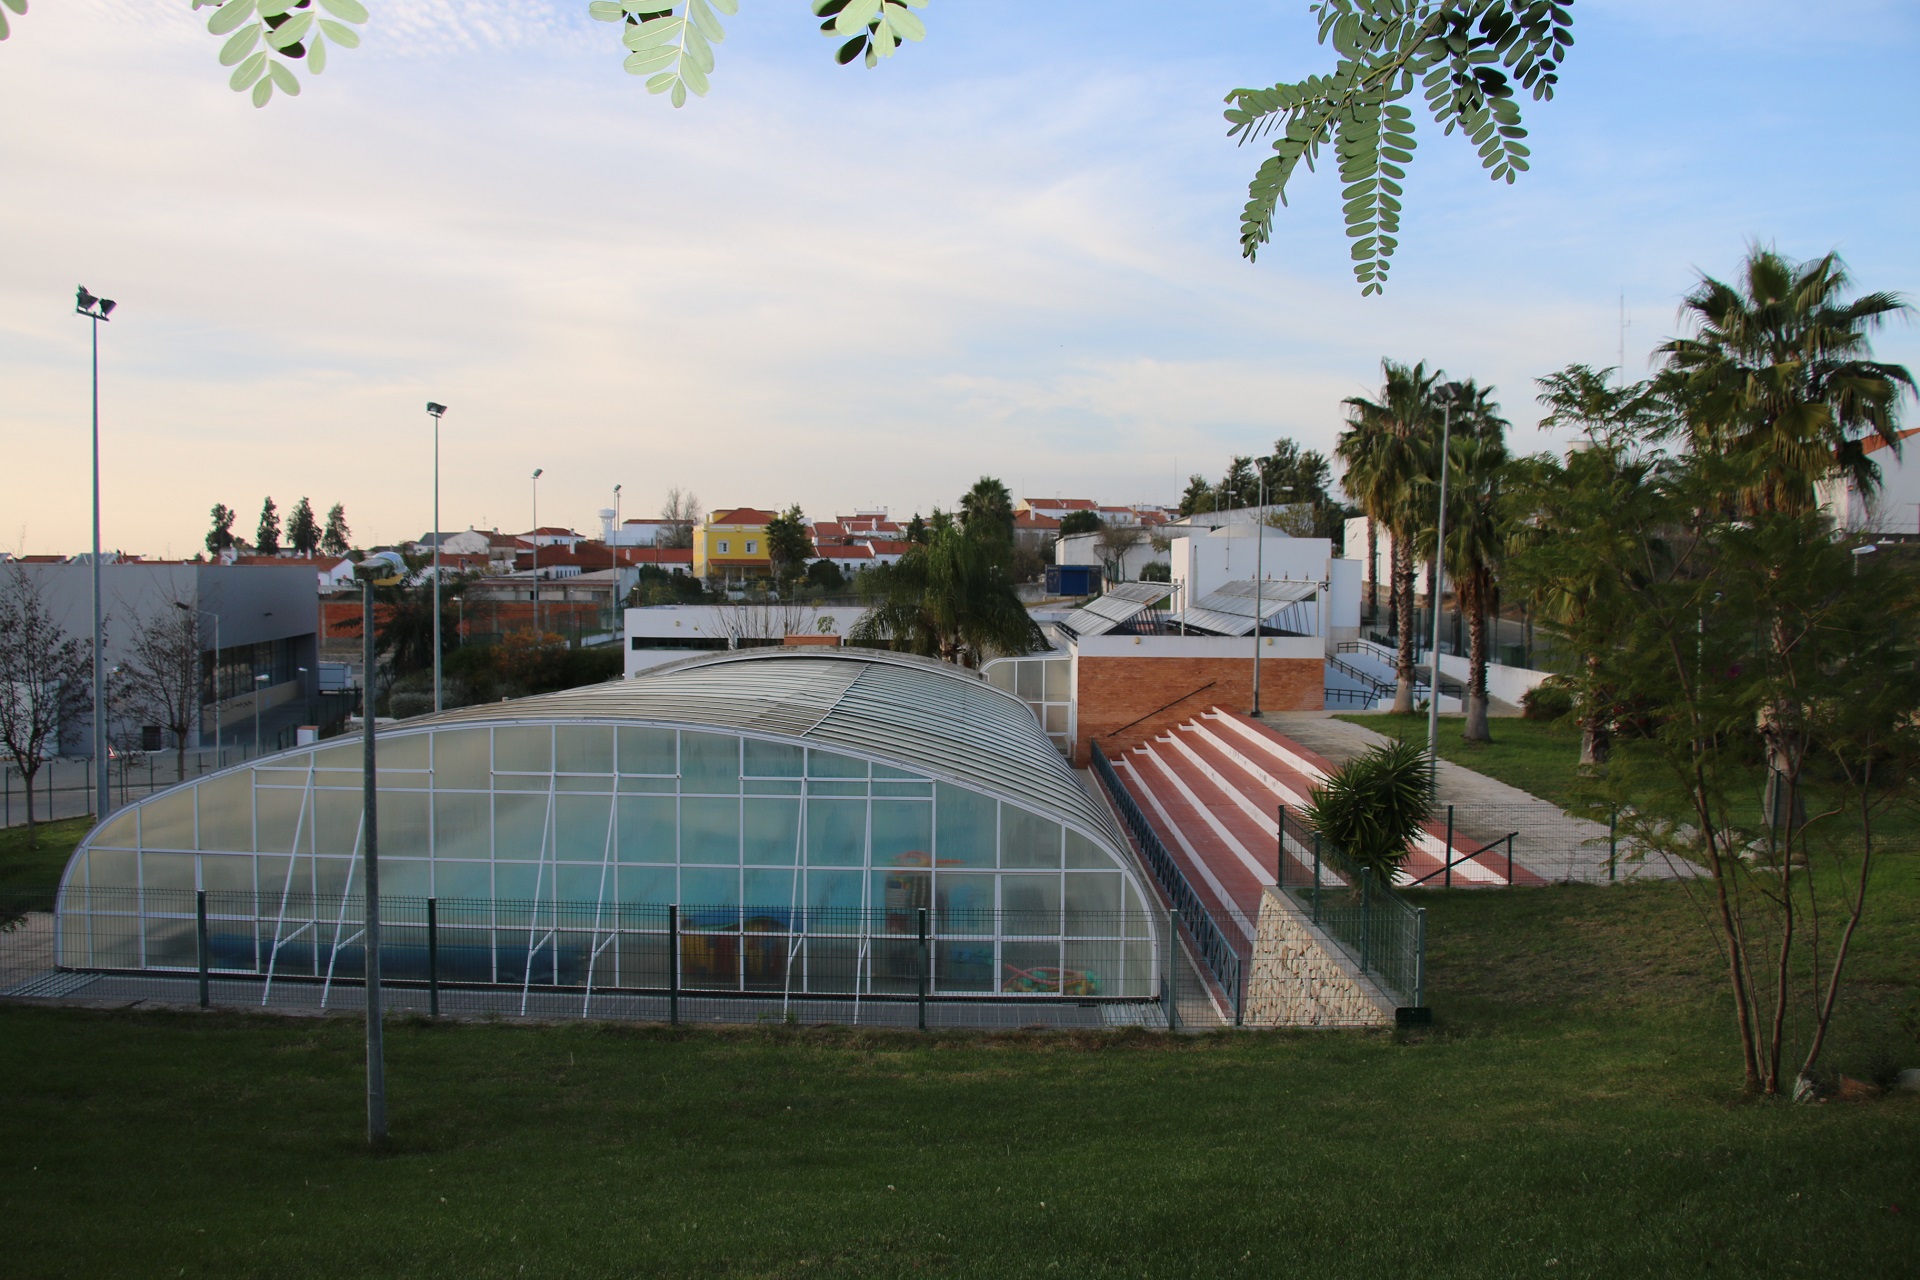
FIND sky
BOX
[2,1,1917,557]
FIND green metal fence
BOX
[1275,808,1425,1008]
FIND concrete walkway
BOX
[1267,712,1696,884]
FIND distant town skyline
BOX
[4,1,1915,558]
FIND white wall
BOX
[624,604,872,678]
[1055,531,1162,580]
[1342,516,1430,595]
[1819,446,1920,536]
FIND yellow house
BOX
[693,507,778,583]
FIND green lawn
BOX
[0,815,90,908]
[3,798,1916,1276]
[1335,712,1591,808]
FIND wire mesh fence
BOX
[2,750,272,830]
[1,888,1171,1032]
[1275,809,1425,1007]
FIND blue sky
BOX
[3,1,1917,556]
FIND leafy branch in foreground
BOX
[0,0,25,43]
[193,0,368,108]
[1225,1,1573,294]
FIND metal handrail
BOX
[1100,681,1217,745]
[1089,741,1242,1019]
[1405,831,1519,886]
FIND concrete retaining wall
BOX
[1241,887,1397,1028]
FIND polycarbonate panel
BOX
[433,729,491,789]
[556,725,615,775]
[91,810,137,850]
[434,791,491,859]
[744,738,803,778]
[934,783,995,869]
[743,798,800,865]
[617,726,676,775]
[380,791,431,858]
[380,733,429,770]
[616,796,676,863]
[554,794,614,860]
[1001,807,1062,869]
[681,798,741,864]
[195,771,253,853]
[494,725,552,774]
[806,800,865,867]
[256,787,305,855]
[870,800,931,868]
[680,732,739,793]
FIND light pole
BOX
[1852,543,1879,575]
[77,286,116,819]
[354,549,406,1148]
[613,483,622,538]
[1426,385,1462,774]
[1250,460,1273,717]
[174,603,221,767]
[530,468,543,633]
[427,402,448,713]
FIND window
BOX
[718,540,730,554]
[746,540,758,554]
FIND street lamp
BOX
[174,603,220,768]
[427,402,449,714]
[1852,543,1879,575]
[531,468,543,633]
[613,483,622,538]
[1427,382,1465,775]
[77,285,116,819]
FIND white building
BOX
[1169,528,1361,648]
[1818,426,1920,536]
[1054,531,1163,582]
[624,603,873,676]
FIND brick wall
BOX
[1074,653,1322,764]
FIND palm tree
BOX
[1658,247,1914,815]
[1422,381,1509,742]
[1339,359,1441,714]
[1508,364,1668,766]
[849,526,1043,667]
[958,477,1016,546]
[1658,246,1913,517]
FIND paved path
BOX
[1267,712,1696,883]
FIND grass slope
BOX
[2,877,1916,1278]
[0,815,89,906]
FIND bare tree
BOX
[115,595,202,781]
[659,488,704,550]
[0,566,92,833]
[704,599,811,648]
[1093,524,1146,582]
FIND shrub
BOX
[1522,677,1575,721]
[1302,738,1433,886]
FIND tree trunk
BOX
[1365,523,1378,626]
[21,763,36,830]
[1463,572,1492,742]
[1392,536,1416,714]
[1578,652,1611,766]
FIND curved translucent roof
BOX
[409,648,1122,843]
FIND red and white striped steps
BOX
[1110,709,1527,933]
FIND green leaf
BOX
[680,59,710,96]
[307,33,327,74]
[712,0,739,13]
[670,79,687,107]
[688,0,726,43]
[267,58,301,96]
[624,47,680,76]
[316,0,369,21]
[884,3,926,40]
[645,70,678,94]
[624,18,682,52]
[588,1,626,20]
[681,20,714,73]
[317,18,359,48]
[267,12,312,50]
[258,0,296,17]
[252,74,274,107]
[219,23,262,67]
[835,0,881,36]
[207,0,259,37]
[229,50,268,91]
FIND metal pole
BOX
[361,575,387,1147]
[531,471,541,635]
[1608,808,1618,883]
[1311,833,1322,925]
[431,405,443,714]
[90,312,110,821]
[196,888,209,1008]
[1165,907,1180,1034]
[427,896,440,1017]
[1506,833,1514,886]
[1275,803,1285,886]
[668,904,680,1026]
[1443,804,1455,889]
[916,906,928,1032]
[1427,398,1452,775]
[1413,907,1427,1009]
[1252,475,1266,716]
[1359,868,1372,974]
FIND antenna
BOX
[1618,290,1629,384]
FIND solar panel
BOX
[1182,579,1321,636]
[1059,581,1174,637]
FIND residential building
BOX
[1818,425,1920,536]
[232,553,356,594]
[409,529,492,558]
[693,507,778,584]
[1012,510,1060,552]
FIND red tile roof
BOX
[709,507,779,526]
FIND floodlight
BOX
[533,467,543,479]
[98,298,116,317]
[426,402,447,417]
[76,285,97,311]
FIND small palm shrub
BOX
[1303,738,1435,887]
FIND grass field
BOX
[3,818,1918,1277]
[1335,712,1591,809]
[0,815,90,907]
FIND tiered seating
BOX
[1109,709,1530,928]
